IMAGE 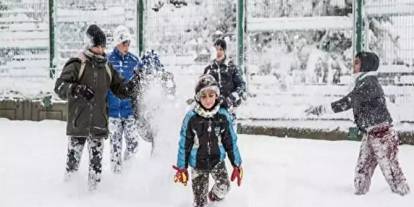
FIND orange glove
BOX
[172,165,189,186]
[231,166,243,186]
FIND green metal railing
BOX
[48,0,55,78]
[355,0,364,54]
[1,0,414,81]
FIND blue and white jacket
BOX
[176,103,242,170]
[107,47,142,118]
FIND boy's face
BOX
[353,57,361,74]
[215,46,225,61]
[116,40,130,55]
[91,45,106,55]
[200,89,217,110]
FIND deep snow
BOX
[1,118,413,207]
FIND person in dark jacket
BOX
[54,24,138,191]
[203,39,246,117]
[173,74,243,207]
[305,51,410,196]
[107,25,142,173]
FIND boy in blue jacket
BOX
[107,25,142,173]
[173,74,243,207]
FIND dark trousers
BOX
[191,161,231,207]
[65,136,104,189]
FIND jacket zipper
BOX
[207,119,212,168]
[89,63,97,136]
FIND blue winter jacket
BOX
[107,48,142,118]
[176,106,242,170]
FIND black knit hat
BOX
[85,24,106,48]
[356,51,379,72]
[194,74,220,101]
[214,39,226,51]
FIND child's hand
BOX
[305,105,325,116]
[172,165,189,186]
[231,166,243,186]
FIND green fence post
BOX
[48,0,55,78]
[237,0,245,73]
[355,0,364,53]
[138,0,144,56]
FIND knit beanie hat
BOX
[113,25,132,46]
[194,74,220,101]
[84,24,106,48]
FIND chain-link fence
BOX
[0,0,49,78]
[54,0,137,74]
[241,0,354,121]
[365,0,414,85]
[1,0,414,123]
[246,0,353,85]
[143,0,237,67]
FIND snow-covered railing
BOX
[0,1,49,79]
[365,2,414,16]
[247,16,353,32]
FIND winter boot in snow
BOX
[64,170,78,182]
[124,150,137,161]
[111,164,122,174]
[208,191,224,202]
[88,173,100,191]
[193,202,208,207]
[354,177,370,195]
[392,183,410,196]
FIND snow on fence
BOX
[0,0,49,78]
[247,16,353,32]
[365,1,414,16]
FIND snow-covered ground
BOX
[1,118,414,207]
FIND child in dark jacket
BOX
[173,74,243,207]
[306,51,410,196]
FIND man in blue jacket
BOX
[107,25,142,173]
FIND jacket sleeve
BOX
[176,111,195,169]
[220,109,242,167]
[331,78,374,113]
[109,64,131,99]
[54,61,80,100]
[331,93,352,113]
[203,65,210,75]
[231,64,246,96]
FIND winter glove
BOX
[125,80,136,94]
[125,73,141,97]
[228,92,242,107]
[230,166,243,186]
[186,98,195,105]
[305,105,326,116]
[72,84,95,100]
[172,165,189,186]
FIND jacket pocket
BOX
[73,105,86,128]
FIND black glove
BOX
[227,92,242,108]
[72,84,95,100]
[125,74,141,97]
[305,105,325,116]
[125,81,137,96]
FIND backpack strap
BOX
[78,61,86,80]
[105,63,112,83]
[77,60,112,82]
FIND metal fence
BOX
[365,0,414,77]
[143,0,237,68]
[0,0,49,78]
[240,0,414,123]
[54,0,137,75]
